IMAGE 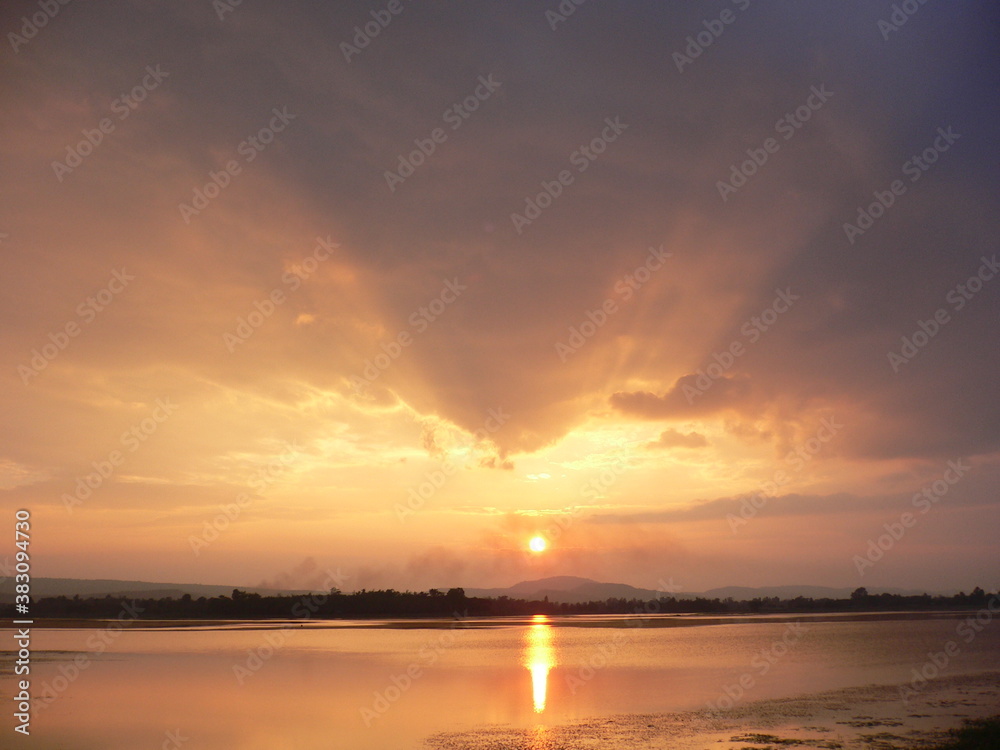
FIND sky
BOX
[1,0,998,594]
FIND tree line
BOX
[3,585,996,621]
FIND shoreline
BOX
[426,670,1000,750]
[8,609,985,630]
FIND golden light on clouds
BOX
[0,1,996,595]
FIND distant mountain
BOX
[0,577,315,603]
[3,575,945,605]
[461,577,936,604]
[701,584,931,600]
[464,576,683,604]
[507,575,595,594]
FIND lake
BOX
[6,612,1000,749]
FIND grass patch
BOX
[927,716,1000,749]
[730,736,841,749]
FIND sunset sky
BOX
[2,1,998,594]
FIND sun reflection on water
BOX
[523,614,555,713]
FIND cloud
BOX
[646,428,709,450]
[613,374,757,420]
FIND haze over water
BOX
[11,614,1000,749]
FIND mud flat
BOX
[425,671,1000,750]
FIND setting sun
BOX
[529,536,547,553]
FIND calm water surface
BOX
[5,613,1000,749]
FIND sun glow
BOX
[529,536,547,553]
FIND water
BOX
[5,613,1000,749]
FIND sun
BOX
[529,536,547,553]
